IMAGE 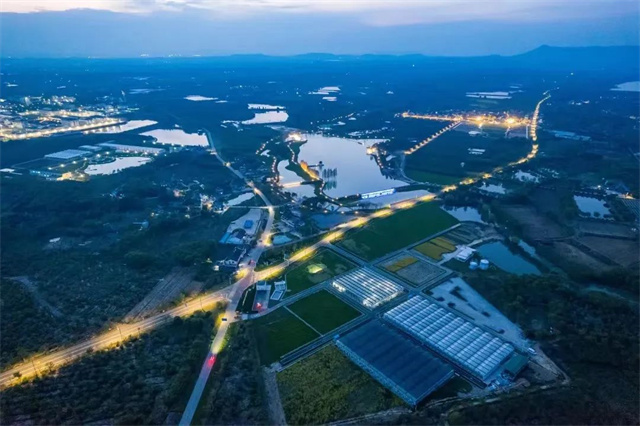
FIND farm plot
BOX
[253,308,319,365]
[337,203,458,261]
[499,205,571,241]
[576,236,640,268]
[284,249,357,296]
[277,345,403,425]
[288,291,361,334]
[381,254,448,287]
[414,237,456,260]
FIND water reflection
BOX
[296,134,405,198]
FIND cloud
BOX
[4,0,638,27]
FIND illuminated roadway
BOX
[0,290,228,388]
[178,130,277,426]
[0,94,550,418]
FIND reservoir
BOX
[476,241,541,275]
[296,133,406,198]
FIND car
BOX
[221,317,228,322]
[207,354,216,366]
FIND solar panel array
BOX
[384,296,514,382]
[331,267,403,309]
[337,320,454,406]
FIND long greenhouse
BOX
[331,267,404,309]
[384,296,515,383]
[337,319,454,406]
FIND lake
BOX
[84,156,151,175]
[185,95,216,101]
[96,120,157,134]
[296,133,406,198]
[140,129,209,147]
[477,241,541,275]
[242,111,289,125]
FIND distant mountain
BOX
[510,45,640,71]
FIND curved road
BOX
[1,94,550,418]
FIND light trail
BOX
[0,93,550,395]
[0,292,227,388]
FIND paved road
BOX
[1,94,550,412]
[178,130,277,426]
[0,290,228,388]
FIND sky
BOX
[1,0,639,57]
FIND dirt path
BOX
[263,367,287,426]
[11,276,63,318]
[125,268,201,321]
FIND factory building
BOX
[44,149,92,161]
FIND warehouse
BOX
[331,267,403,309]
[337,319,454,406]
[384,296,515,383]
[44,149,92,160]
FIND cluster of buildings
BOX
[0,96,132,141]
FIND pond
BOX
[479,183,507,194]
[242,111,289,125]
[574,196,611,217]
[185,95,216,101]
[140,128,209,147]
[476,241,541,275]
[84,156,151,175]
[296,133,406,198]
[226,192,255,206]
[442,206,485,223]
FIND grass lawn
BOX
[406,169,463,185]
[284,249,357,296]
[337,203,459,261]
[288,291,361,334]
[277,345,403,424]
[253,308,319,365]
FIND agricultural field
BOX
[496,204,571,241]
[337,203,458,261]
[383,255,418,272]
[405,131,531,185]
[287,291,361,334]
[414,236,457,260]
[283,249,357,296]
[576,236,639,268]
[277,345,403,424]
[381,254,448,286]
[253,308,319,365]
[0,312,218,425]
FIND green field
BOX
[277,345,403,424]
[337,203,459,261]
[253,308,319,365]
[288,291,361,334]
[414,237,457,260]
[406,170,464,185]
[405,130,531,182]
[284,249,357,295]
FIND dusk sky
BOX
[2,0,639,57]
